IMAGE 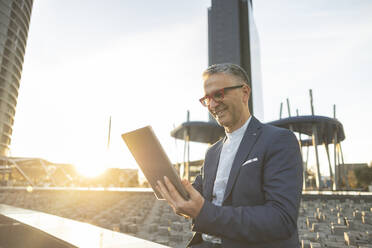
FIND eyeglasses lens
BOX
[200,89,224,107]
[213,90,223,101]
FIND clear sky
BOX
[10,0,372,176]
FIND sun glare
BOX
[74,153,110,178]
[76,163,106,178]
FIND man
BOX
[157,63,303,247]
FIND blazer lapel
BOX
[204,139,224,201]
[222,116,262,203]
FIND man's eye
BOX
[214,92,222,98]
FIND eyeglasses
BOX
[199,85,244,107]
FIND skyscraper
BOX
[208,0,263,120]
[0,0,34,155]
[171,0,264,180]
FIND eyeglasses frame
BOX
[199,84,245,107]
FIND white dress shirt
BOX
[202,116,251,243]
[212,116,251,206]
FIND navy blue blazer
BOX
[188,116,303,248]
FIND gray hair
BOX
[202,63,251,86]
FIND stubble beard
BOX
[212,105,231,129]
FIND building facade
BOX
[0,0,33,155]
[208,0,263,120]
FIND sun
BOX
[74,152,110,178]
[76,162,107,178]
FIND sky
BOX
[10,0,372,177]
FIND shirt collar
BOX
[225,116,251,141]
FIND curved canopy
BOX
[170,121,224,144]
[171,115,345,146]
[268,115,345,145]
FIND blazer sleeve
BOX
[192,129,303,243]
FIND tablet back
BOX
[121,126,189,200]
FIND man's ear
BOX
[242,85,251,104]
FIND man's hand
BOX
[156,176,205,219]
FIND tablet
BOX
[121,126,189,200]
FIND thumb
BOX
[182,179,198,198]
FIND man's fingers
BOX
[182,179,200,199]
[156,181,168,199]
[158,177,204,219]
[157,180,176,206]
[155,185,165,198]
[163,176,185,202]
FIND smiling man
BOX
[157,63,303,248]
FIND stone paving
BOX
[298,198,372,248]
[0,190,371,247]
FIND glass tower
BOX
[208,0,263,120]
[0,0,33,155]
